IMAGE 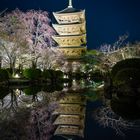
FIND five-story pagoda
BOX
[52,0,87,62]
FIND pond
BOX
[0,80,140,140]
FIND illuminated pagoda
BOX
[52,0,87,71]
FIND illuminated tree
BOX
[37,47,65,70]
[97,35,129,73]
[0,10,28,74]
[0,9,61,70]
[18,9,56,68]
[100,35,128,55]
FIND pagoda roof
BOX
[54,0,84,14]
[55,7,83,14]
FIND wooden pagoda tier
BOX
[52,34,86,47]
[52,22,86,36]
[53,9,85,25]
[58,47,87,59]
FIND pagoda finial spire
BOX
[68,0,73,8]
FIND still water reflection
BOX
[0,80,140,140]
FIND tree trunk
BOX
[10,58,16,75]
[32,61,37,69]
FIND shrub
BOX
[111,58,140,79]
[113,68,140,87]
[111,58,140,87]
[55,70,63,79]
[42,69,54,79]
[0,69,9,81]
[91,71,104,82]
[42,70,63,80]
[23,68,41,80]
[5,68,13,78]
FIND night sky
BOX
[0,0,140,49]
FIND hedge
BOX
[111,58,140,79]
[42,70,63,79]
[113,68,140,87]
[23,69,41,80]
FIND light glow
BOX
[14,74,20,78]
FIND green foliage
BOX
[42,69,53,79]
[85,91,99,102]
[55,84,63,91]
[55,70,63,79]
[42,69,63,79]
[5,68,13,78]
[0,69,9,81]
[83,55,100,65]
[87,49,101,55]
[91,71,104,82]
[23,68,41,80]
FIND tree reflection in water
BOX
[94,105,140,136]
[0,86,61,140]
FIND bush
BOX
[55,70,63,79]
[42,70,63,80]
[5,68,13,78]
[111,58,140,79]
[113,68,140,87]
[42,69,55,79]
[91,71,104,82]
[23,68,41,80]
[111,58,140,88]
[0,69,9,81]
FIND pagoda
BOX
[52,0,87,70]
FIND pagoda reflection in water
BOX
[53,92,86,139]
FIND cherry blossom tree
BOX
[0,8,61,71]
[99,34,128,55]
[37,47,66,70]
[17,9,56,69]
[0,10,28,74]
[96,35,129,74]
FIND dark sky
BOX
[0,0,140,49]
